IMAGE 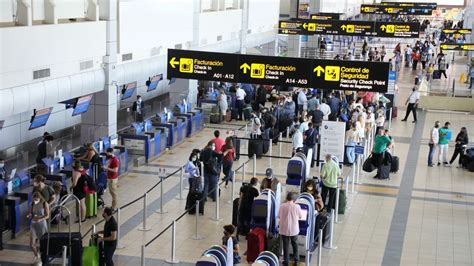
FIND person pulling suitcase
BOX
[371,129,394,179]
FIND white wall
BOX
[248,0,280,33]
[118,0,194,61]
[199,9,242,45]
[0,21,106,89]
[0,0,89,23]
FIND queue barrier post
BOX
[351,163,357,194]
[211,185,223,222]
[62,245,67,266]
[138,193,151,231]
[141,245,146,266]
[91,224,96,235]
[286,126,290,139]
[156,170,168,214]
[278,132,283,157]
[192,200,203,240]
[318,229,323,266]
[231,171,236,204]
[269,138,273,167]
[165,221,180,264]
[356,154,361,185]
[253,154,257,177]
[241,162,246,184]
[324,209,337,250]
[116,208,125,249]
[176,166,184,200]
[335,185,342,224]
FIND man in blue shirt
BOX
[469,67,474,89]
[328,92,341,121]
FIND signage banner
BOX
[167,49,390,92]
[279,19,419,38]
[442,29,472,34]
[319,121,346,163]
[380,2,437,9]
[310,13,341,20]
[360,4,433,15]
[440,43,474,51]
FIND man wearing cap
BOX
[260,168,280,192]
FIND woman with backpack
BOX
[71,160,87,223]
[449,127,469,166]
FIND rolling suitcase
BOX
[40,232,83,265]
[225,111,232,122]
[247,227,266,263]
[432,70,441,79]
[85,192,98,218]
[315,211,330,244]
[377,163,391,180]
[210,113,221,124]
[248,138,263,159]
[262,129,270,154]
[232,198,239,227]
[82,235,99,266]
[243,105,252,120]
[186,191,205,215]
[390,156,399,173]
[231,108,239,120]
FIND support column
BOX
[86,0,99,21]
[44,0,58,24]
[81,0,118,142]
[240,0,249,54]
[16,0,32,26]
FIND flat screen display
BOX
[121,81,137,100]
[72,95,93,116]
[147,74,163,92]
[29,107,53,130]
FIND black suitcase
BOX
[231,108,239,120]
[232,198,239,227]
[40,232,83,265]
[390,156,399,173]
[210,113,221,124]
[432,70,441,79]
[262,129,270,154]
[248,138,263,159]
[232,136,241,161]
[377,163,391,180]
[187,191,205,215]
[315,211,330,244]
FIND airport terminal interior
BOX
[1,0,474,265]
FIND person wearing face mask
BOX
[200,141,223,202]
[103,148,119,209]
[401,87,420,123]
[222,224,241,264]
[303,179,324,211]
[260,168,280,193]
[97,207,117,266]
[428,121,440,167]
[0,158,6,180]
[283,96,296,121]
[28,192,50,264]
[32,174,56,207]
[132,95,145,122]
[449,127,469,167]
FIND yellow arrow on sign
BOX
[303,23,308,29]
[169,57,179,68]
[440,44,448,50]
[240,63,251,74]
[313,66,325,77]
[341,25,347,30]
[380,25,386,31]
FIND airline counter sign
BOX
[380,2,437,9]
[361,4,433,15]
[167,49,390,93]
[167,49,237,82]
[310,13,341,20]
[440,44,474,51]
[279,19,337,35]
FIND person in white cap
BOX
[260,168,280,192]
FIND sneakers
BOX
[437,162,441,166]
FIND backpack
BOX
[83,174,97,193]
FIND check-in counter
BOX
[151,113,178,148]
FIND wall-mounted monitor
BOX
[147,74,163,92]
[121,81,137,100]
[168,78,176,85]
[72,95,93,116]
[29,107,53,130]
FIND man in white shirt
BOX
[250,112,262,138]
[402,87,420,123]
[292,125,304,155]
[235,86,246,120]
[297,88,308,114]
[319,99,331,121]
[428,121,440,167]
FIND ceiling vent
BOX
[33,68,51,80]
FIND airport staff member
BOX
[132,95,145,122]
[98,207,117,266]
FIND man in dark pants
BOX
[235,86,246,121]
[0,194,4,250]
[372,130,393,179]
[98,207,117,266]
[303,123,318,168]
[401,87,420,123]
[278,192,304,266]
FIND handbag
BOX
[362,154,377,172]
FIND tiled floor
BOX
[1,41,474,266]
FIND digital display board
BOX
[147,74,163,92]
[121,81,137,100]
[279,19,419,38]
[29,107,53,130]
[72,95,93,116]
[167,49,390,93]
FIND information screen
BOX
[121,81,137,100]
[29,107,53,130]
[72,95,93,116]
[147,74,163,92]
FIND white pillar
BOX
[44,0,58,24]
[16,0,32,26]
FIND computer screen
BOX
[147,74,163,92]
[287,162,302,176]
[29,107,53,130]
[121,81,137,100]
[72,95,93,116]
[253,204,267,217]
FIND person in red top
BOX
[103,148,119,209]
[222,137,235,187]
[212,130,225,153]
